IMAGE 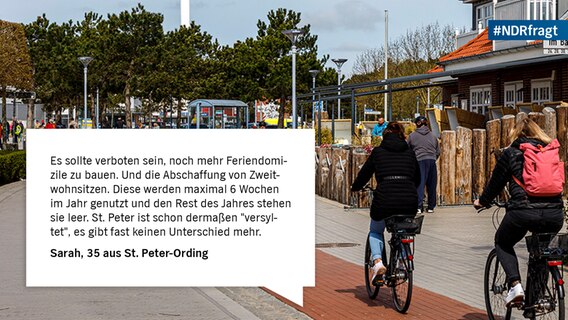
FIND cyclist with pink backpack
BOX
[474,117,565,307]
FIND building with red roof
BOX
[429,0,568,114]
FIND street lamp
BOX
[78,56,93,129]
[309,69,320,128]
[332,58,347,119]
[282,29,304,129]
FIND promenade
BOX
[0,181,554,319]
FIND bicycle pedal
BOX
[373,277,385,286]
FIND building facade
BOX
[431,0,568,114]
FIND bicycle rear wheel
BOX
[391,245,412,313]
[529,266,564,320]
[484,249,511,320]
[364,236,380,299]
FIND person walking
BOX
[474,118,564,307]
[371,117,388,138]
[407,116,440,213]
[351,122,421,282]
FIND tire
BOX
[391,246,413,313]
[484,249,511,320]
[364,236,380,299]
[531,266,564,320]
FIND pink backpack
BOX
[512,139,565,197]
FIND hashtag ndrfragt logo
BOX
[493,25,501,36]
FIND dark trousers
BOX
[495,208,564,286]
[417,159,437,210]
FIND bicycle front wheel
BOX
[364,236,380,299]
[484,249,511,320]
[391,245,412,313]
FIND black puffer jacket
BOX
[351,134,421,221]
[479,137,563,209]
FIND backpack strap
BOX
[512,175,526,191]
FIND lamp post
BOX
[332,58,347,119]
[282,29,304,129]
[78,56,93,129]
[309,69,320,128]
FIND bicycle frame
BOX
[384,234,415,283]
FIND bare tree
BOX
[350,22,460,119]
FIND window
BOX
[504,82,523,108]
[470,85,491,115]
[451,94,459,108]
[476,2,493,29]
[531,80,552,104]
[528,0,556,20]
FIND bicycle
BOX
[364,214,424,313]
[481,204,568,320]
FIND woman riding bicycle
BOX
[474,118,564,307]
[351,122,421,282]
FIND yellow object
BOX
[264,118,291,127]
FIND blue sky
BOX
[0,0,471,76]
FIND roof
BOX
[428,29,492,73]
[188,99,248,108]
[441,29,492,62]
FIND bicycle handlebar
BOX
[475,200,506,213]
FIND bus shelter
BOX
[187,99,249,129]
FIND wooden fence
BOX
[315,104,568,207]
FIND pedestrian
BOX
[407,116,440,214]
[14,120,23,143]
[351,122,421,283]
[115,117,125,129]
[371,117,388,138]
[474,118,564,308]
[69,118,77,129]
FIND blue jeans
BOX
[418,159,437,210]
[369,219,385,261]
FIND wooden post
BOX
[331,147,350,204]
[516,111,528,123]
[528,112,545,129]
[351,150,371,207]
[500,115,516,148]
[315,147,321,195]
[440,130,456,205]
[486,119,501,183]
[321,147,333,199]
[556,105,568,196]
[456,127,472,204]
[543,107,557,140]
[472,129,487,199]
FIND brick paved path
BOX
[271,250,487,320]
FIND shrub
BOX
[315,127,333,145]
[0,151,26,185]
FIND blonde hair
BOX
[509,117,552,144]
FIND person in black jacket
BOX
[352,122,421,281]
[474,118,564,307]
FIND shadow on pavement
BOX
[458,312,488,320]
[335,285,394,309]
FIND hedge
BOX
[0,151,26,185]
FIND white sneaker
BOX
[417,209,422,214]
[427,209,434,213]
[371,260,387,280]
[505,283,524,306]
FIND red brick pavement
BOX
[268,250,487,320]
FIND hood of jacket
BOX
[510,136,546,149]
[380,133,409,152]
[415,126,431,135]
